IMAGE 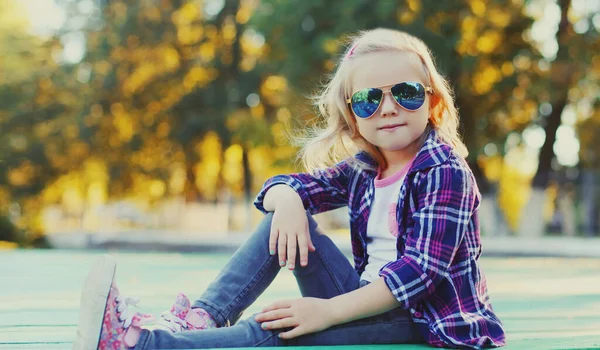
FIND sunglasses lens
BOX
[391,82,426,110]
[351,88,383,118]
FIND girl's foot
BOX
[157,293,218,333]
[73,255,154,350]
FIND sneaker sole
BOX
[72,255,116,350]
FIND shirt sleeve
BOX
[378,164,478,309]
[253,159,353,215]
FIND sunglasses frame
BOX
[346,81,434,119]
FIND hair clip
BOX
[344,43,358,60]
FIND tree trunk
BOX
[581,170,598,236]
[184,144,200,203]
[517,0,575,237]
[241,143,253,231]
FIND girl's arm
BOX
[328,278,400,324]
[254,159,354,215]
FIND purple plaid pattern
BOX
[254,130,506,349]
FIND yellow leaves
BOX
[472,62,502,95]
[322,39,339,55]
[236,0,256,25]
[222,17,237,45]
[199,42,216,62]
[479,155,503,182]
[8,161,36,187]
[178,25,204,45]
[397,10,417,25]
[149,180,166,199]
[195,132,223,200]
[111,103,134,142]
[163,46,181,70]
[396,0,420,24]
[172,2,200,26]
[488,8,511,28]
[62,125,79,139]
[407,0,421,12]
[260,75,288,106]
[462,15,479,35]
[501,61,515,76]
[459,6,511,56]
[476,30,503,54]
[95,61,112,76]
[222,144,244,195]
[169,165,186,195]
[172,2,204,45]
[143,5,162,22]
[68,141,89,160]
[121,46,180,96]
[470,0,486,17]
[183,66,219,90]
[156,121,170,139]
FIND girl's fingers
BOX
[307,223,316,252]
[287,235,297,270]
[269,226,278,256]
[278,326,303,339]
[261,317,297,330]
[296,230,309,267]
[254,308,292,322]
[261,300,291,313]
[278,234,287,267]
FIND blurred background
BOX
[0,0,599,249]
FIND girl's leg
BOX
[291,214,361,298]
[190,212,281,326]
[135,318,283,349]
[191,211,360,328]
[135,308,424,349]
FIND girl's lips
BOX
[378,123,406,131]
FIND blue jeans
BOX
[135,213,425,349]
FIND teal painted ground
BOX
[1,250,599,349]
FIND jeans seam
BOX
[312,236,348,295]
[200,250,277,327]
[254,330,282,347]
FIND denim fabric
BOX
[135,212,424,349]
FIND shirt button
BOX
[414,311,423,318]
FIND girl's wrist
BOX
[326,296,347,326]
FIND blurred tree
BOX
[251,0,539,235]
[0,0,85,236]
[518,0,598,236]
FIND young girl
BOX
[74,28,506,349]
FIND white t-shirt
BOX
[360,160,413,282]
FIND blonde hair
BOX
[296,28,468,172]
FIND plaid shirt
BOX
[254,130,506,349]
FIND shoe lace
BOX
[157,311,188,333]
[115,295,141,329]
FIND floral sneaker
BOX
[157,293,218,333]
[73,255,154,349]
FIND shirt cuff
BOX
[378,256,434,309]
[253,176,307,214]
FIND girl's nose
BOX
[378,92,399,117]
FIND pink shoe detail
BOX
[74,255,154,350]
[100,284,155,349]
[158,293,217,332]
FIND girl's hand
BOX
[255,298,335,339]
[271,197,316,270]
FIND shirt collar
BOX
[408,128,452,175]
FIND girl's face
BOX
[349,51,431,162]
